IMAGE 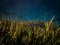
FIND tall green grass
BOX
[0,17,60,45]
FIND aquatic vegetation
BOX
[0,17,60,45]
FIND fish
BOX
[0,11,16,16]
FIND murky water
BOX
[0,0,60,22]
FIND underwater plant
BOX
[0,16,60,45]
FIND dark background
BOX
[0,0,60,21]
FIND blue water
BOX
[0,0,60,22]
